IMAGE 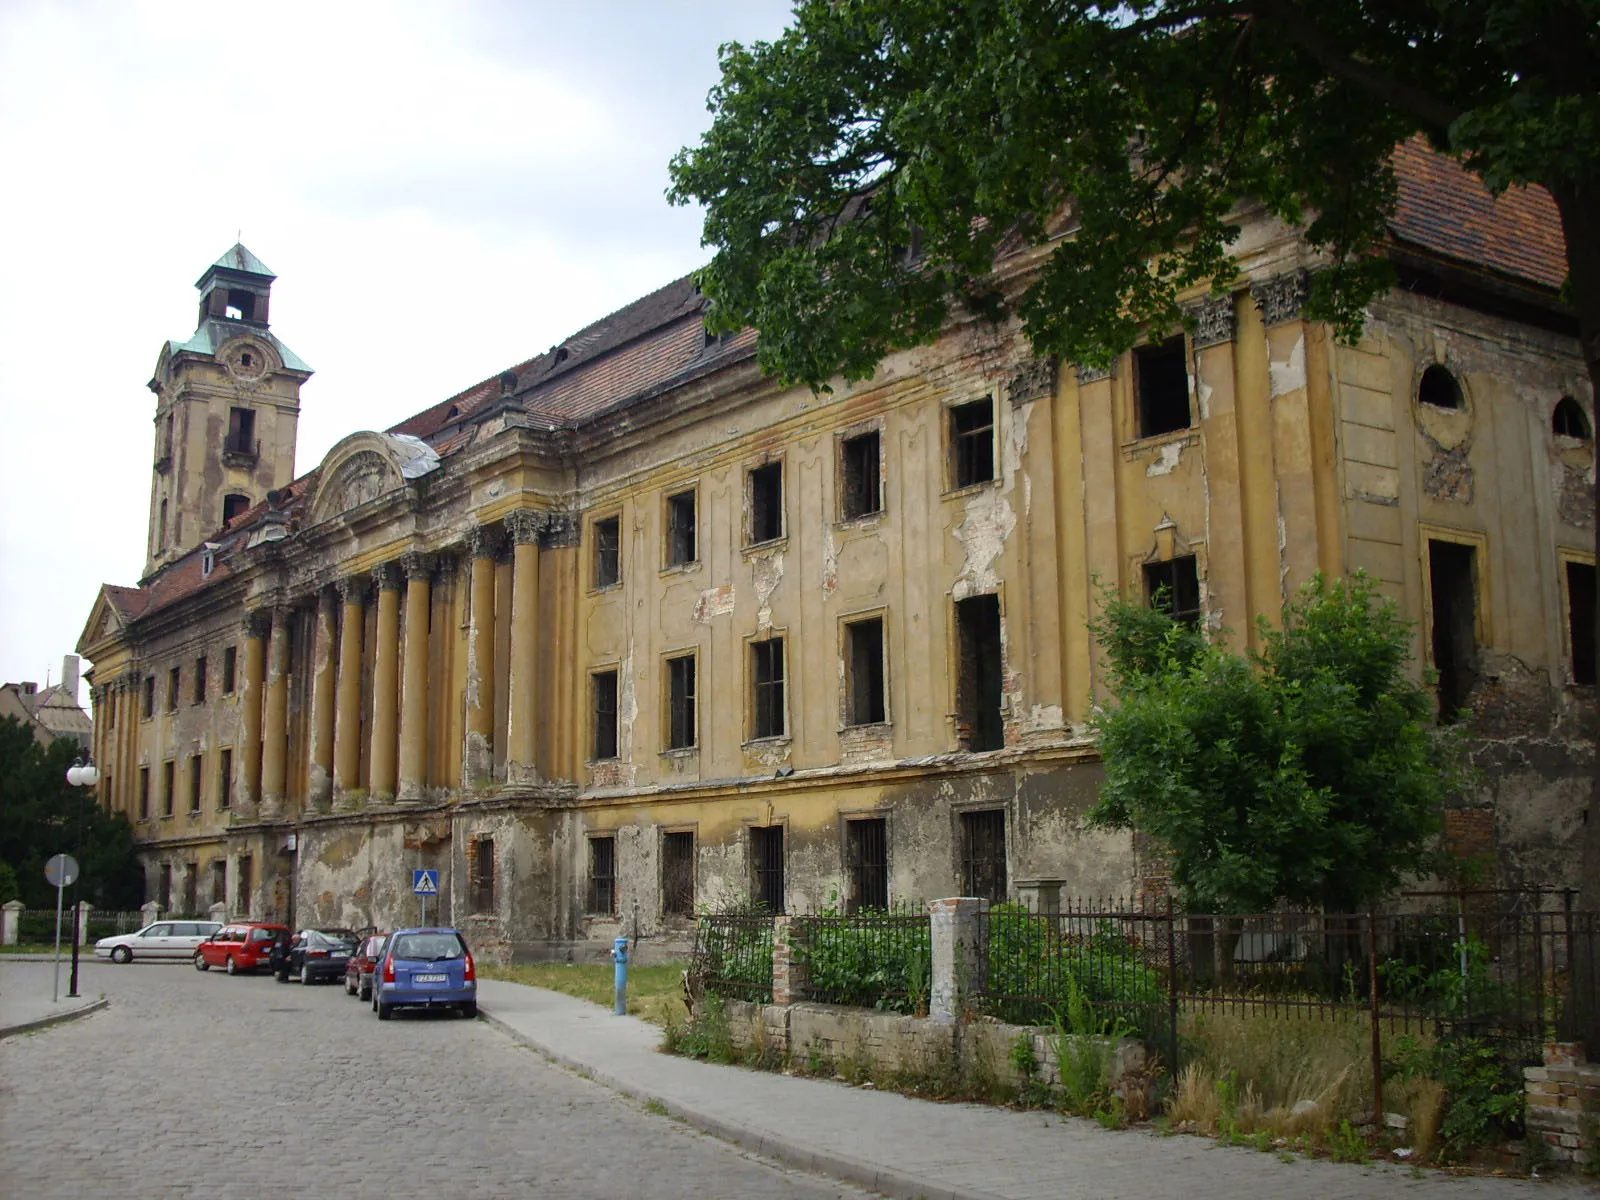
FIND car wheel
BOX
[460,1002,477,1019]
[225,955,237,976]
[361,980,371,1002]
[110,945,132,965]
[301,966,313,985]
[194,952,209,972]
[377,1002,393,1021]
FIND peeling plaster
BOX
[753,552,784,633]
[1145,442,1185,477]
[694,584,735,623]
[821,525,839,599]
[1194,375,1212,423]
[1268,332,1307,398]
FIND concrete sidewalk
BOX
[0,957,107,1039]
[476,979,1583,1200]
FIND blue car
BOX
[373,927,477,1020]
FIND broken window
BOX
[1419,364,1462,410]
[138,767,150,820]
[846,817,889,913]
[222,646,237,694]
[167,666,180,712]
[662,830,695,916]
[592,670,619,760]
[1428,539,1479,721]
[188,755,203,813]
[749,462,784,543]
[193,656,207,704]
[751,638,786,739]
[218,748,233,810]
[841,431,882,519]
[960,809,1008,903]
[225,407,256,457]
[667,489,697,565]
[666,654,696,750]
[1568,561,1597,686]
[846,616,887,726]
[162,760,175,818]
[1134,336,1191,438]
[236,856,252,915]
[1143,556,1202,627]
[210,859,227,906]
[750,825,785,914]
[1555,396,1592,440]
[950,398,995,488]
[471,838,496,913]
[955,595,1004,751]
[222,493,250,525]
[594,515,620,588]
[142,675,154,719]
[588,836,616,915]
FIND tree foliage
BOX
[669,0,1597,394]
[1086,575,1468,913]
[0,717,144,910]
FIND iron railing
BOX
[794,911,931,1013]
[691,913,774,1003]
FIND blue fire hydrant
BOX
[613,935,630,1015]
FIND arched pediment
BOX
[306,431,442,527]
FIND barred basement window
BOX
[662,830,695,916]
[666,654,696,750]
[846,817,888,913]
[960,809,1007,903]
[589,836,616,915]
[471,838,496,913]
[1134,336,1191,437]
[841,431,882,519]
[1143,556,1201,627]
[750,825,785,914]
[594,516,620,588]
[751,638,786,739]
[950,398,995,488]
[667,489,697,565]
[592,670,619,760]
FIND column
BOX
[333,576,366,807]
[307,588,337,812]
[238,611,268,816]
[397,552,434,803]
[464,525,500,786]
[1187,294,1251,647]
[504,511,544,785]
[260,608,290,819]
[369,563,402,801]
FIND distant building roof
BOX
[201,243,275,282]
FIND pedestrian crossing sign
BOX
[412,869,439,895]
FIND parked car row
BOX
[95,919,478,1021]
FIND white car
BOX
[95,921,222,964]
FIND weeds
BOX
[1327,1121,1369,1164]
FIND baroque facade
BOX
[79,144,1591,960]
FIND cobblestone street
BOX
[0,960,875,1200]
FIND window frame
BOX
[843,612,888,727]
[958,807,1008,904]
[193,656,208,705]
[591,668,620,762]
[1132,335,1193,439]
[844,815,889,913]
[167,666,180,713]
[749,823,786,915]
[588,834,617,916]
[161,760,175,818]
[221,646,237,695]
[188,755,203,814]
[746,460,785,546]
[948,397,996,491]
[470,837,497,914]
[592,513,621,590]
[839,428,884,521]
[217,747,233,811]
[1142,555,1203,628]
[749,635,788,741]
[661,828,696,917]
[663,651,698,752]
[665,487,699,568]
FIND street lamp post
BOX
[64,758,99,999]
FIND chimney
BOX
[61,655,80,706]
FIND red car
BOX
[344,933,389,1000]
[193,922,290,975]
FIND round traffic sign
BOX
[44,853,79,887]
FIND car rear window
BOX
[362,937,386,957]
[250,928,276,942]
[391,933,465,962]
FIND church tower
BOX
[145,245,311,578]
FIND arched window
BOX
[1554,396,1592,440]
[1419,364,1463,410]
[222,493,250,525]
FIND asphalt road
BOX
[0,959,878,1200]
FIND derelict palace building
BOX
[79,144,1592,960]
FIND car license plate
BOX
[415,973,447,983]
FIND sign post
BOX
[44,854,79,1003]
[412,868,439,925]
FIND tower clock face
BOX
[222,341,269,382]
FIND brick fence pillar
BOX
[140,900,161,927]
[929,897,985,1022]
[209,901,228,925]
[771,915,808,1006]
[75,902,92,947]
[1,900,21,946]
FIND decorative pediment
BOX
[77,586,130,657]
[305,431,442,528]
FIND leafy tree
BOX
[0,717,144,911]
[1086,574,1468,914]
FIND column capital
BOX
[465,524,503,560]
[371,562,402,592]
[400,551,436,581]
[504,510,547,546]
[1185,294,1237,348]
[336,575,369,605]
[1007,355,1058,405]
[433,553,461,583]
[1075,360,1114,385]
[1250,269,1311,327]
[244,609,273,639]
[315,584,339,612]
[541,512,581,549]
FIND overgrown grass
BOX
[480,961,690,1026]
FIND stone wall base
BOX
[1524,1042,1600,1167]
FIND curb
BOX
[0,997,108,1040]
[477,1004,1007,1200]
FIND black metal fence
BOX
[794,911,931,1013]
[690,913,774,1003]
[15,909,148,944]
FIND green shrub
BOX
[795,904,931,1013]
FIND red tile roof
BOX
[1389,138,1567,291]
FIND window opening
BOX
[594,516,620,588]
[589,836,616,914]
[846,818,888,912]
[210,859,227,906]
[1568,561,1597,686]
[1134,336,1190,437]
[138,767,150,820]
[142,675,154,718]
[236,856,252,915]
[222,646,237,694]
[592,670,619,760]
[218,748,233,810]
[225,407,256,456]
[667,489,697,565]
[750,825,785,914]
[1419,364,1463,410]
[160,864,172,912]
[223,493,250,525]
[751,638,786,739]
[183,864,198,917]
[1143,556,1202,627]
[662,831,696,916]
[162,761,175,817]
[188,756,203,813]
[1555,396,1592,440]
[749,463,784,543]
[194,656,207,704]
[471,838,496,913]
[666,654,697,750]
[841,431,882,519]
[846,617,886,725]
[950,398,995,488]
[167,666,180,711]
[1428,539,1479,721]
[226,289,256,321]
[955,595,1004,751]
[960,809,1008,903]
[158,498,168,548]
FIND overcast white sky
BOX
[0,0,797,702]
